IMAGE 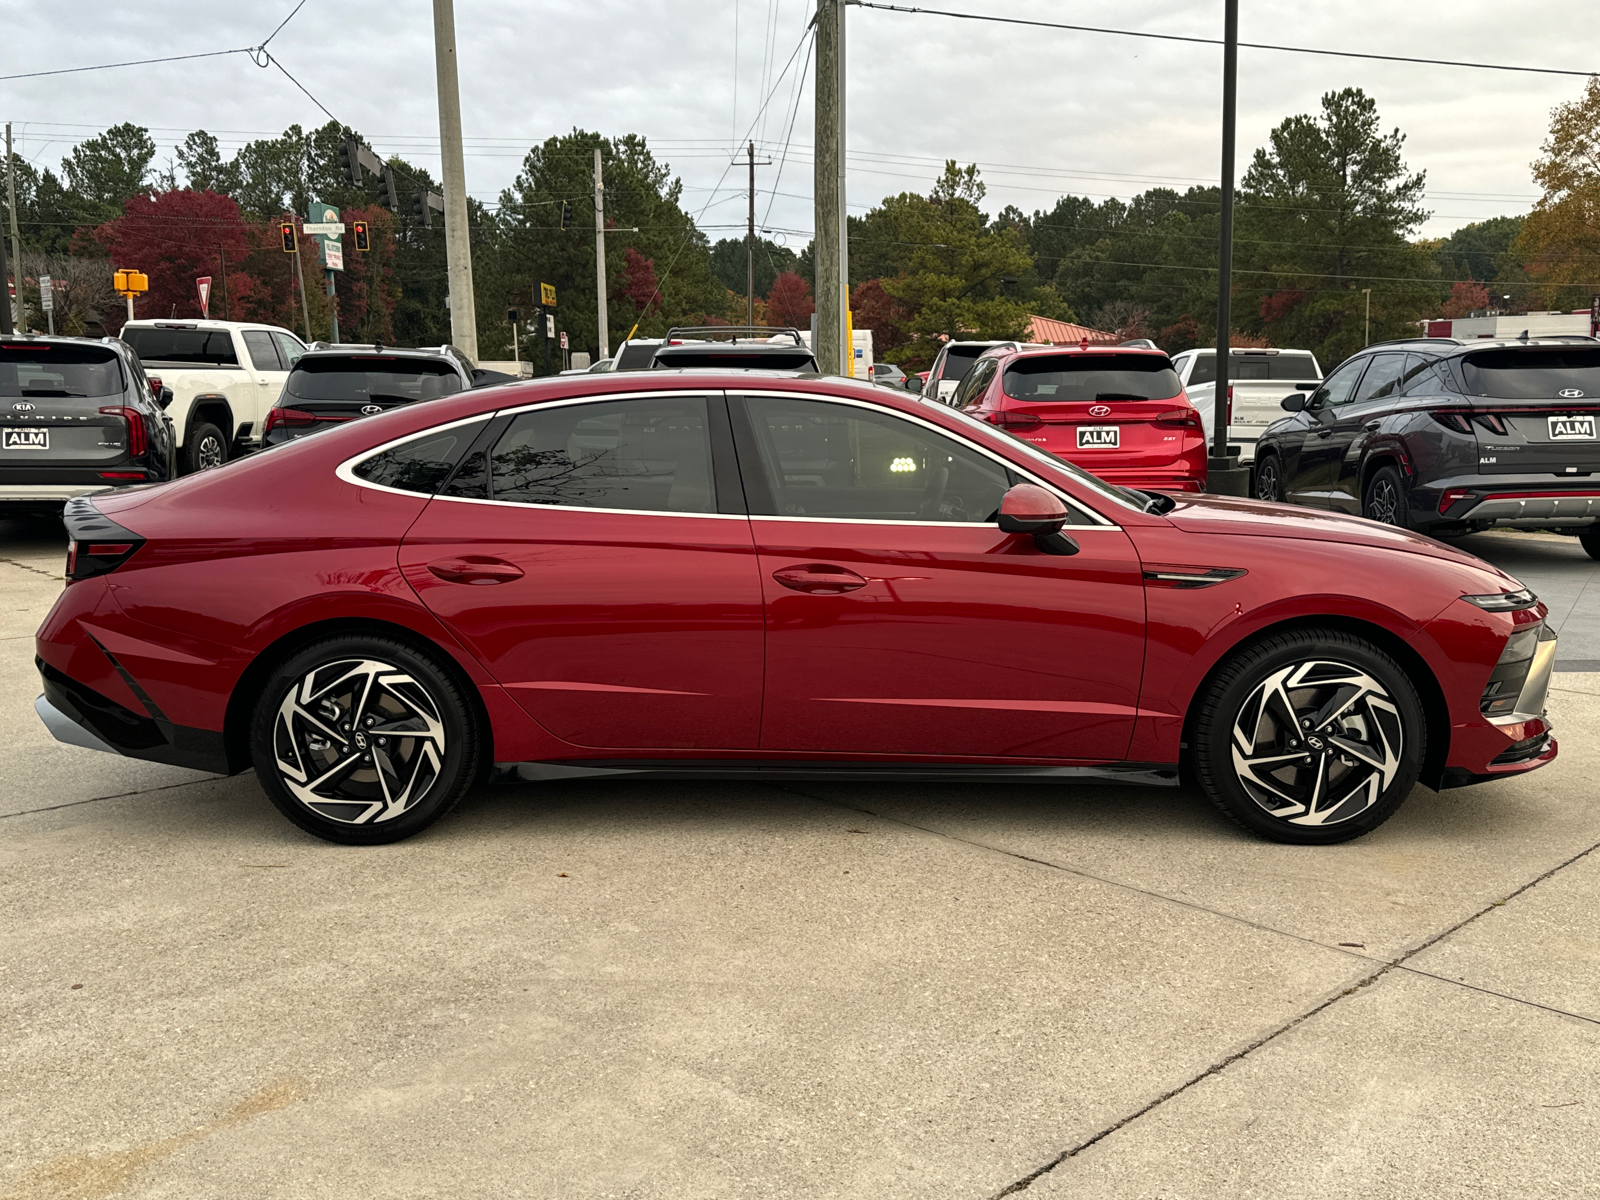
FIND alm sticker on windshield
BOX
[1078,426,1119,449]
[1549,414,1597,440]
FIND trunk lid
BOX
[1457,346,1600,475]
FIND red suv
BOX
[949,344,1208,492]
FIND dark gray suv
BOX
[0,335,177,515]
[1253,335,1600,558]
[260,345,477,447]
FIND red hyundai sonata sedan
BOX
[35,371,1556,846]
[952,344,1209,492]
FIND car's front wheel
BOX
[1254,454,1283,502]
[250,635,481,844]
[1192,629,1426,844]
[1363,465,1409,528]
[183,421,228,474]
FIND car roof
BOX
[980,344,1173,362]
[295,346,461,365]
[121,319,292,334]
[1349,335,1600,360]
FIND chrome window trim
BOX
[735,387,1119,528]
[336,390,736,519]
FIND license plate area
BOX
[1077,425,1119,449]
[1548,414,1597,441]
[2,428,49,451]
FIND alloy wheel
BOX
[1367,477,1400,525]
[1254,458,1279,502]
[197,435,225,470]
[272,657,447,825]
[1229,659,1404,827]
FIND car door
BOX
[1326,352,1409,512]
[239,330,291,439]
[398,391,766,750]
[1284,357,1371,506]
[730,390,1147,760]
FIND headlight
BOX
[1460,589,1538,612]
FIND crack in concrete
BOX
[776,788,1600,1196]
[0,773,224,821]
[0,556,64,580]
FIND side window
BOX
[241,331,282,372]
[741,395,1014,523]
[1310,359,1367,409]
[1187,353,1216,386]
[952,358,996,408]
[489,395,715,514]
[272,332,306,368]
[352,419,489,494]
[1353,353,1407,403]
[1400,355,1444,395]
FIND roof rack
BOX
[662,325,805,346]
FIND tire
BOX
[1254,454,1283,502]
[1580,526,1600,562]
[183,421,228,474]
[250,634,481,845]
[1192,629,1426,844]
[1363,464,1409,529]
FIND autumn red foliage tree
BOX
[1438,278,1491,319]
[616,247,662,316]
[94,189,258,331]
[767,270,814,328]
[850,277,912,358]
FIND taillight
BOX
[1431,411,1473,434]
[1472,412,1509,435]
[65,538,143,581]
[147,374,163,397]
[1155,408,1203,430]
[99,406,146,457]
[986,410,1043,431]
[262,407,321,434]
[1226,384,1234,426]
[1439,487,1474,514]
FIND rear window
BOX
[937,346,989,383]
[1187,351,1319,385]
[1003,354,1182,402]
[0,344,124,398]
[286,357,463,401]
[614,343,661,370]
[651,348,816,371]
[1460,348,1600,399]
[122,326,238,366]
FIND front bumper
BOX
[1442,620,1559,788]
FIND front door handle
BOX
[427,556,525,585]
[1314,427,1333,438]
[771,563,868,594]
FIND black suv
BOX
[0,335,177,515]
[649,326,817,372]
[1254,335,1600,558]
[261,344,477,447]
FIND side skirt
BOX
[492,760,1181,787]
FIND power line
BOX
[845,1,1599,78]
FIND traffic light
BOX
[412,191,431,229]
[506,307,521,325]
[378,164,400,211]
[342,138,363,189]
[560,200,572,229]
[280,222,297,253]
[352,220,370,252]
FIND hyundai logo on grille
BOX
[1089,404,1112,417]
[360,404,383,416]
[1558,388,1586,399]
[11,402,35,411]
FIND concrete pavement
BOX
[2,518,1597,1199]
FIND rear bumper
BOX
[0,484,111,504]
[35,657,231,775]
[1420,476,1600,528]
[1089,467,1208,492]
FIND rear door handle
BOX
[771,563,868,594]
[427,556,525,585]
[1364,421,1381,432]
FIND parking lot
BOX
[3,515,1597,1199]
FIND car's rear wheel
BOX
[1579,525,1600,561]
[184,421,228,474]
[1363,465,1409,528]
[1253,454,1283,502]
[250,635,480,845]
[1192,629,1425,844]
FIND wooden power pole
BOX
[432,0,478,359]
[594,148,609,360]
[814,0,847,375]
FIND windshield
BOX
[1003,353,1181,402]
[928,401,1141,515]
[1460,348,1600,399]
[937,345,991,383]
[0,344,124,397]
[286,357,463,401]
[614,343,661,370]
[122,326,238,366]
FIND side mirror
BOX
[997,484,1079,556]
[1280,393,1307,412]
[156,386,174,410]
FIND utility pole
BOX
[1362,288,1372,346]
[0,211,11,334]
[5,124,20,291]
[594,147,609,360]
[747,141,757,328]
[217,244,230,320]
[432,0,478,359]
[814,0,843,375]
[1207,0,1248,496]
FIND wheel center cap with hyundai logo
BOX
[1304,734,1326,752]
[1089,404,1111,417]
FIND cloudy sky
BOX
[4,0,1595,248]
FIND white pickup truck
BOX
[1172,347,1322,464]
[119,320,308,473]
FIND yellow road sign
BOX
[540,282,557,307]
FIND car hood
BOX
[1159,493,1522,583]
